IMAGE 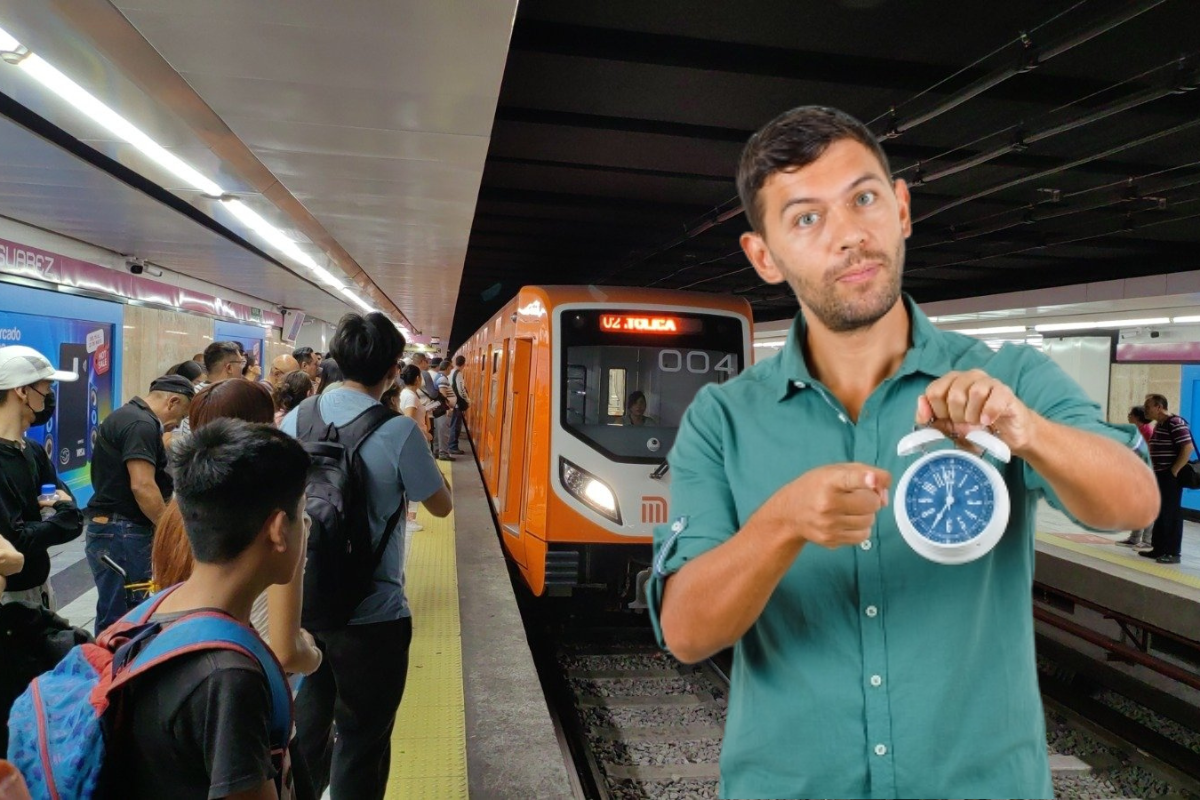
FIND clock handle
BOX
[965,429,1012,463]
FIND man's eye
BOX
[855,191,877,207]
[796,212,820,227]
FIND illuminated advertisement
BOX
[0,309,116,504]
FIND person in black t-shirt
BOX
[0,345,85,751]
[85,375,194,634]
[0,345,85,610]
[108,418,312,800]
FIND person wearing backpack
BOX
[8,418,310,799]
[280,312,451,800]
[447,355,470,455]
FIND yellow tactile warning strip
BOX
[1037,531,1200,590]
[385,461,468,799]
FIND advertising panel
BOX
[0,310,116,504]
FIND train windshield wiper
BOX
[650,460,669,480]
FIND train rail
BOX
[527,608,728,800]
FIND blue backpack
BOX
[5,587,292,799]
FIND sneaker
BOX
[1156,553,1182,564]
[1117,536,1142,546]
[448,449,464,455]
[437,453,455,461]
[1134,542,1155,550]
[406,520,423,532]
[1138,550,1162,559]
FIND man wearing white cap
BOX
[0,345,85,610]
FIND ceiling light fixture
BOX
[0,24,407,323]
[0,26,224,198]
[950,325,1028,336]
[1172,315,1200,324]
[338,286,376,313]
[1035,317,1170,333]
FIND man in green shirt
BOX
[648,106,1158,799]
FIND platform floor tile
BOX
[385,462,467,799]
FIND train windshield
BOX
[559,309,745,462]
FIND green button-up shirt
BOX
[648,296,1142,800]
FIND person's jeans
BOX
[295,617,413,800]
[447,407,463,449]
[434,413,452,456]
[85,518,154,635]
[1151,470,1185,556]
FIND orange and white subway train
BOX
[459,286,752,598]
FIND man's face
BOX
[740,139,912,333]
[164,395,190,426]
[300,359,319,379]
[269,356,300,386]
[1145,398,1163,419]
[216,355,246,382]
[16,380,53,427]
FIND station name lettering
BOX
[0,244,55,276]
[600,315,679,333]
[0,328,21,342]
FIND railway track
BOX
[529,611,728,800]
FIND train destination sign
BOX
[599,314,702,334]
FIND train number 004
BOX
[657,350,737,375]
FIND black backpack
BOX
[294,396,404,631]
[450,368,469,412]
[421,370,449,418]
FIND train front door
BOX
[498,338,533,565]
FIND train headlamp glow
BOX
[560,458,621,524]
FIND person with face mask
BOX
[0,345,85,611]
[85,374,194,634]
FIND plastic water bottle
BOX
[37,484,57,521]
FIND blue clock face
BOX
[904,453,996,544]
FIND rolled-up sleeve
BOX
[647,385,739,650]
[1013,350,1149,526]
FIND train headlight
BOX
[560,457,622,524]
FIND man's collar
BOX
[774,293,949,401]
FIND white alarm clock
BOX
[893,427,1012,565]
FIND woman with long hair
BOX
[396,364,430,532]
[315,357,343,394]
[273,370,314,426]
[152,379,321,677]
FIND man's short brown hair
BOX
[736,106,892,235]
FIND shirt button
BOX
[875,744,888,757]
[865,605,878,618]
[793,380,806,389]
[860,540,873,551]
[870,675,882,687]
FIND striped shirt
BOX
[1148,414,1193,472]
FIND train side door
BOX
[485,339,510,498]
[498,338,532,565]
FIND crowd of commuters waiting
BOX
[0,311,469,799]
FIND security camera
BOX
[1150,330,1161,338]
[125,258,162,277]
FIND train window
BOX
[560,309,745,463]
[606,368,627,417]
[566,365,587,425]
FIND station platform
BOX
[44,439,573,799]
[1034,502,1200,643]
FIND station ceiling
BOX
[452,0,1200,348]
